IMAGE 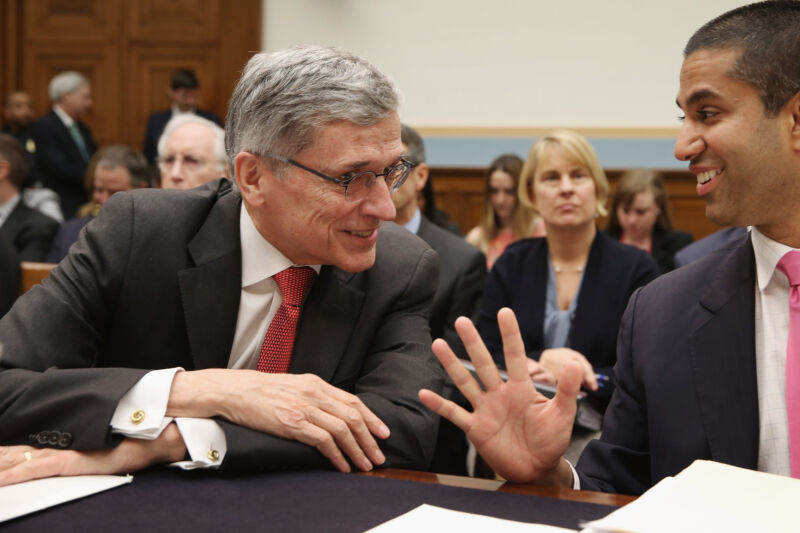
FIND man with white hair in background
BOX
[157,114,229,189]
[29,71,96,218]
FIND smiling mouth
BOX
[348,230,374,238]
[696,169,722,185]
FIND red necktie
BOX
[256,267,317,373]
[777,250,800,477]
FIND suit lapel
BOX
[290,266,363,382]
[177,187,242,370]
[49,111,84,162]
[689,236,759,468]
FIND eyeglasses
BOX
[157,154,210,174]
[261,152,415,202]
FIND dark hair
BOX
[93,145,150,187]
[0,133,29,189]
[170,68,199,91]
[400,124,426,165]
[607,169,673,234]
[685,1,800,116]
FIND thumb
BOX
[552,360,582,416]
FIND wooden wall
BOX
[431,168,720,241]
[1,0,261,147]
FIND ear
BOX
[0,160,9,182]
[234,152,270,207]
[788,91,800,152]
[413,162,429,193]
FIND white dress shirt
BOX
[110,205,319,469]
[52,104,75,129]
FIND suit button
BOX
[37,432,49,445]
[59,432,73,448]
[131,410,145,425]
[28,433,38,444]
[48,432,59,445]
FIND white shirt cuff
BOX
[567,460,580,490]
[170,417,227,470]
[110,367,182,439]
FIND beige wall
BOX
[262,0,749,131]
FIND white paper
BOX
[0,474,133,523]
[582,460,800,533]
[367,504,577,532]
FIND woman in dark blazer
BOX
[606,169,693,273]
[478,131,658,409]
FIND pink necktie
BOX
[777,250,800,478]
[256,267,317,373]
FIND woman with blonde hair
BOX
[606,169,693,273]
[466,154,543,268]
[478,130,658,415]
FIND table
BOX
[2,468,635,531]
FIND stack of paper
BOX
[582,460,800,532]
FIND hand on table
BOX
[168,370,390,473]
[0,423,186,487]
[526,357,556,385]
[539,348,598,391]
[419,308,580,486]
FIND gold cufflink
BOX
[207,449,220,462]
[131,409,145,425]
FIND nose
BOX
[558,174,575,193]
[674,121,704,161]
[361,177,396,221]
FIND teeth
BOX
[697,169,721,185]
[350,230,371,237]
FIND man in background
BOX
[157,114,229,189]
[0,134,58,262]
[2,91,35,151]
[47,146,149,263]
[29,71,97,219]
[143,68,222,164]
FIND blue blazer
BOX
[577,235,759,495]
[142,109,222,163]
[478,231,658,404]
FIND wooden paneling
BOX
[1,0,260,148]
[431,168,719,241]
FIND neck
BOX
[546,223,596,264]
[621,231,652,250]
[395,203,417,227]
[756,222,800,249]
[0,182,18,205]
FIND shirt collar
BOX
[751,226,799,291]
[239,205,321,287]
[403,207,422,235]
[52,105,74,128]
[170,105,196,117]
[0,193,21,226]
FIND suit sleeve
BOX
[218,247,445,475]
[0,194,149,450]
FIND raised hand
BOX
[0,423,186,487]
[419,308,580,486]
[167,370,390,473]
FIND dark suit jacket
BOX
[29,110,97,218]
[0,179,444,475]
[576,235,758,495]
[479,231,658,404]
[674,226,748,267]
[0,199,59,262]
[0,233,19,317]
[142,109,222,163]
[606,226,693,273]
[46,215,93,263]
[417,215,486,358]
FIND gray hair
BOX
[48,71,89,103]
[157,114,227,171]
[685,1,800,116]
[225,45,401,178]
[400,124,426,165]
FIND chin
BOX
[334,251,376,273]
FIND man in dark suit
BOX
[395,124,486,475]
[0,233,19,317]
[0,46,443,485]
[29,71,97,219]
[0,134,58,262]
[142,68,222,164]
[1,91,35,152]
[421,1,800,493]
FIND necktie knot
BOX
[273,267,316,307]
[777,250,800,288]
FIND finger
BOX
[419,389,474,433]
[307,408,375,472]
[577,358,598,391]
[455,316,503,391]
[0,449,65,487]
[531,369,556,385]
[497,308,530,383]
[292,421,352,473]
[0,445,36,471]
[432,338,485,405]
[551,361,582,416]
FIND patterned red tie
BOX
[256,267,317,373]
[777,250,800,478]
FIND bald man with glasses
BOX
[157,114,230,189]
[0,45,443,485]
